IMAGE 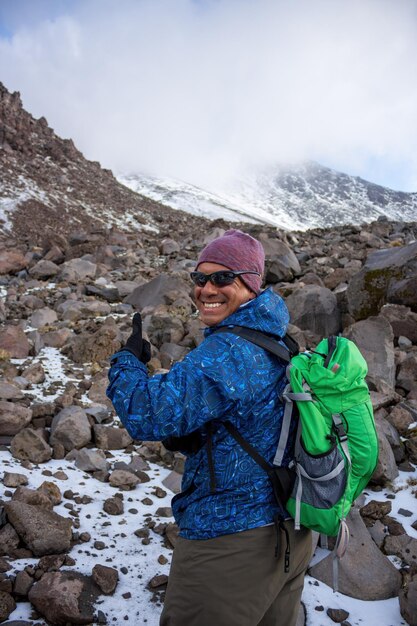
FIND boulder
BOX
[0,381,24,400]
[0,325,30,358]
[0,249,27,275]
[0,524,20,556]
[30,307,58,329]
[4,501,72,556]
[92,564,119,595]
[10,428,52,463]
[309,507,401,600]
[384,534,417,567]
[42,327,73,348]
[125,272,191,310]
[50,406,91,451]
[3,472,28,487]
[380,303,417,343]
[344,316,395,387]
[65,321,121,364]
[371,423,399,485]
[0,401,32,436]
[260,236,301,283]
[58,258,97,283]
[0,591,16,622]
[396,353,417,393]
[347,241,417,320]
[28,259,59,280]
[285,285,341,339]
[108,469,140,490]
[70,448,109,473]
[12,486,54,510]
[399,575,417,626]
[143,313,185,348]
[21,361,46,384]
[28,571,100,625]
[93,425,133,450]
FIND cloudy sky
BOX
[0,0,417,192]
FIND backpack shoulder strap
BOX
[212,325,298,362]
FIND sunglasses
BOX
[190,270,260,287]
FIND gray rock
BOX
[4,501,72,556]
[162,471,182,495]
[30,307,58,329]
[3,472,28,487]
[0,381,24,400]
[309,507,401,600]
[0,325,30,358]
[347,240,417,320]
[380,303,417,343]
[58,258,97,283]
[344,316,395,387]
[260,236,301,283]
[384,534,417,567]
[125,272,191,310]
[160,343,190,368]
[28,571,100,625]
[375,414,405,464]
[50,406,91,451]
[399,575,417,626]
[0,591,16,622]
[371,423,399,485]
[109,469,140,490]
[0,401,32,436]
[28,259,59,280]
[10,428,52,463]
[397,353,417,392]
[64,321,121,364]
[42,327,73,348]
[286,285,341,339]
[92,564,119,595]
[160,238,180,255]
[143,313,185,348]
[21,361,46,384]
[0,248,27,275]
[71,448,109,473]
[0,523,20,556]
[93,424,133,450]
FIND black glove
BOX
[124,313,152,364]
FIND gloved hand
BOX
[124,313,152,364]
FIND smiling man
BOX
[107,229,311,626]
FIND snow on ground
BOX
[2,349,415,625]
[1,446,414,625]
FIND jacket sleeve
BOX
[106,337,245,441]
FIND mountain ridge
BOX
[119,161,417,231]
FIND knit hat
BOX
[196,229,265,293]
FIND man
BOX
[107,229,312,626]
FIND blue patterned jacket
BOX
[107,288,294,539]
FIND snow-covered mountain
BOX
[119,162,417,231]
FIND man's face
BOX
[194,262,256,327]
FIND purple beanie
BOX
[196,229,265,293]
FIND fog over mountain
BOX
[119,163,417,231]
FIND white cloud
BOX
[1,0,417,190]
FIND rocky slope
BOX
[0,217,416,624]
[119,161,417,231]
[0,82,209,245]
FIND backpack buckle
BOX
[332,414,348,442]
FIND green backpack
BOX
[214,327,379,539]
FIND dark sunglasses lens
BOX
[211,271,236,286]
[190,272,208,286]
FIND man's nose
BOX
[200,280,218,294]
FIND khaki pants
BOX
[160,521,312,626]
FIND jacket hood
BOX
[205,287,289,339]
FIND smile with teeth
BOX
[202,302,223,308]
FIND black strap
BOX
[223,422,272,473]
[323,335,337,369]
[212,326,298,362]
